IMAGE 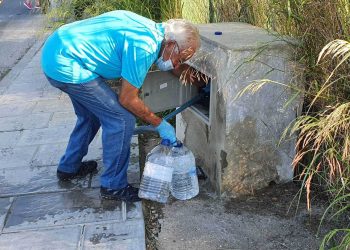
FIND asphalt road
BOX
[0,0,44,79]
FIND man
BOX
[41,10,201,202]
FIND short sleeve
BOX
[121,44,155,89]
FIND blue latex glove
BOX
[156,120,176,143]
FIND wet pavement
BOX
[0,37,145,249]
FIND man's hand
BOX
[119,79,162,126]
[156,120,176,143]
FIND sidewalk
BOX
[0,37,145,249]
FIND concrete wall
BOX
[177,22,301,197]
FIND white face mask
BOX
[155,44,177,71]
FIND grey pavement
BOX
[0,0,44,79]
[0,36,145,249]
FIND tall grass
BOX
[212,1,349,248]
[45,0,182,24]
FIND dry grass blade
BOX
[317,40,350,64]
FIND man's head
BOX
[156,19,200,71]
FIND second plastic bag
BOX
[170,143,199,200]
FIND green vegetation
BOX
[45,0,350,248]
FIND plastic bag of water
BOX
[138,139,174,203]
[170,142,199,200]
[139,139,199,203]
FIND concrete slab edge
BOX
[3,217,145,234]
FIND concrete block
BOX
[0,226,82,250]
[0,131,22,148]
[17,126,70,146]
[0,166,89,197]
[176,23,300,196]
[0,113,51,132]
[0,197,12,231]
[3,189,124,232]
[0,101,36,118]
[82,220,145,250]
[0,146,38,169]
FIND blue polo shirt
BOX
[41,10,164,88]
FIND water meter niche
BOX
[192,81,210,121]
[186,74,211,125]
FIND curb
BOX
[0,34,48,89]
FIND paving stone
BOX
[127,166,141,185]
[0,146,38,169]
[83,145,103,162]
[0,86,6,95]
[4,81,47,94]
[82,220,145,250]
[60,92,71,101]
[0,166,89,197]
[0,113,51,132]
[0,131,21,148]
[32,99,73,113]
[17,126,70,146]
[0,101,36,118]
[90,166,140,189]
[15,71,47,85]
[3,189,140,232]
[19,66,43,74]
[49,111,76,127]
[84,237,145,250]
[43,86,62,99]
[83,131,102,162]
[31,142,102,167]
[0,226,82,250]
[30,143,66,167]
[0,91,50,105]
[0,197,12,231]
[125,200,143,220]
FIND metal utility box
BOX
[140,71,197,113]
[141,22,301,197]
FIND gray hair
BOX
[163,19,201,50]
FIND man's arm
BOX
[119,78,162,126]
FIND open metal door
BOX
[140,71,197,113]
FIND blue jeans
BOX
[46,76,136,189]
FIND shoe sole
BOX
[57,168,98,181]
[100,194,141,202]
